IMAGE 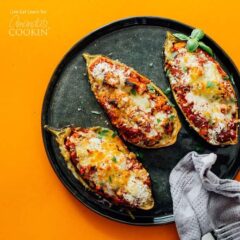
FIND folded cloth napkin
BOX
[169,152,240,240]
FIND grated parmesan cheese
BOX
[123,175,151,206]
[185,92,232,121]
[92,62,112,80]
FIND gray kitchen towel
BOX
[169,152,240,240]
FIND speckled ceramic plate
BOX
[41,17,240,225]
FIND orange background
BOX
[1,0,240,239]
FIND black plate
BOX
[41,17,240,225]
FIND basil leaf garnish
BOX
[199,41,213,56]
[173,33,189,41]
[187,38,199,52]
[173,28,213,56]
[164,87,171,95]
[190,29,204,40]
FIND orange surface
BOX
[1,0,240,239]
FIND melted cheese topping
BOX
[92,61,128,86]
[68,128,153,208]
[123,175,150,206]
[88,56,180,147]
[165,43,238,145]
[130,94,151,113]
[185,92,233,121]
[92,62,113,81]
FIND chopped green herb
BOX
[169,114,175,120]
[223,75,229,80]
[230,97,237,103]
[100,182,104,187]
[112,156,117,163]
[166,69,170,77]
[182,66,188,73]
[130,88,137,96]
[91,110,101,115]
[164,87,171,95]
[147,84,155,93]
[229,74,235,85]
[168,102,175,107]
[206,81,215,88]
[98,129,109,138]
[100,129,109,134]
[135,152,143,159]
[157,119,161,123]
[112,131,117,138]
[108,176,112,183]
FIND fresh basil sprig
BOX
[198,42,213,56]
[187,38,199,52]
[173,33,189,41]
[173,29,213,56]
[190,28,205,40]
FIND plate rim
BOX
[41,16,240,226]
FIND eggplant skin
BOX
[44,125,154,210]
[164,32,238,146]
[83,53,181,149]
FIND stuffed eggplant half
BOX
[45,125,154,210]
[83,53,181,148]
[164,32,238,145]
